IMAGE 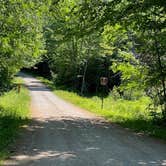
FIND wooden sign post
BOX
[100,77,108,109]
[17,84,21,93]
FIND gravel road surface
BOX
[4,73,166,166]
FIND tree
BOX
[115,0,166,119]
[76,0,166,120]
[45,0,105,93]
[0,0,50,92]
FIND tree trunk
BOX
[154,33,166,119]
[81,60,88,96]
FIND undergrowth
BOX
[0,77,30,163]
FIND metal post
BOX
[100,77,108,110]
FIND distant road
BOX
[4,73,166,166]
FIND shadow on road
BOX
[4,117,166,166]
[26,85,50,92]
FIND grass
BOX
[0,77,30,164]
[36,75,166,140]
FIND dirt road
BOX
[4,73,166,166]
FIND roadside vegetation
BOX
[41,0,166,124]
[0,78,30,163]
[0,0,165,147]
[35,76,166,140]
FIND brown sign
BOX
[100,77,108,86]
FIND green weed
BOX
[0,78,30,162]
[54,90,166,139]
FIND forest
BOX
[0,0,165,124]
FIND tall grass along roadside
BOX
[37,75,166,140]
[0,77,30,163]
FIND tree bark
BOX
[154,33,166,118]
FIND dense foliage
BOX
[0,0,50,92]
